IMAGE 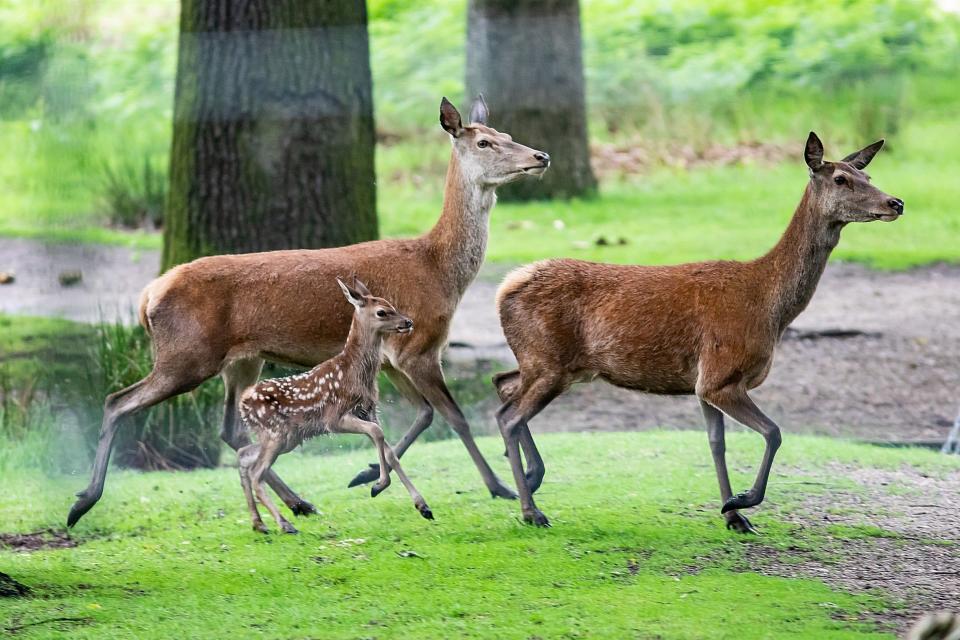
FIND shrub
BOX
[99,157,167,229]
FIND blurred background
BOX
[1,0,959,475]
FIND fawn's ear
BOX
[468,94,489,125]
[351,276,372,298]
[805,131,824,173]
[842,139,884,170]
[440,97,464,138]
[337,278,364,308]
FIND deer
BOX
[492,132,904,530]
[66,96,550,528]
[238,278,432,534]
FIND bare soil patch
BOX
[0,529,79,552]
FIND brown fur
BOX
[493,133,904,528]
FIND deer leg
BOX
[406,358,517,500]
[68,366,210,527]
[700,387,782,515]
[338,414,433,520]
[494,370,544,493]
[348,366,434,488]
[238,443,268,533]
[221,358,317,517]
[249,439,297,534]
[699,400,757,534]
[496,372,566,527]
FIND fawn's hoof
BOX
[348,463,380,488]
[371,482,389,498]
[522,509,550,528]
[252,521,270,534]
[725,511,759,534]
[66,492,99,528]
[418,504,434,520]
[289,500,318,517]
[721,489,761,514]
[281,522,299,535]
[489,480,519,500]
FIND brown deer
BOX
[238,278,431,534]
[493,132,904,530]
[67,97,550,527]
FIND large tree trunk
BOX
[162,0,377,271]
[467,0,596,201]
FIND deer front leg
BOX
[248,439,298,534]
[699,399,757,534]
[238,443,268,534]
[700,386,782,517]
[337,414,433,520]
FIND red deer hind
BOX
[493,132,903,530]
[68,97,550,527]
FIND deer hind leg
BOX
[496,369,568,527]
[221,358,317,517]
[68,363,213,528]
[699,386,782,518]
[338,414,433,520]
[348,365,434,489]
[403,356,517,500]
[699,400,757,534]
[238,443,268,533]
[494,369,545,494]
[248,439,297,534]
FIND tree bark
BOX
[162,0,376,271]
[467,0,596,201]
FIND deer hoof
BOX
[721,490,761,514]
[290,500,318,517]
[725,512,759,534]
[281,522,299,535]
[66,494,98,528]
[522,509,550,528]
[489,481,518,500]
[348,463,380,488]
[252,521,270,534]
[418,505,434,520]
[371,482,388,498]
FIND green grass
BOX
[3,431,957,639]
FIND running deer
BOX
[493,133,904,530]
[238,278,431,534]
[67,97,550,527]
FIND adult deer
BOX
[493,132,903,530]
[67,97,550,527]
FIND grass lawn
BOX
[3,431,957,639]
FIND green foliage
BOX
[5,431,955,638]
[98,157,167,229]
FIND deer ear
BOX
[842,139,884,170]
[469,94,489,125]
[351,276,371,298]
[337,278,364,308]
[805,131,824,172]
[440,97,464,138]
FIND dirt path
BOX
[1,237,958,443]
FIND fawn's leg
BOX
[249,440,298,534]
[338,414,433,520]
[699,400,757,534]
[221,358,316,516]
[348,365,434,488]
[238,443,268,534]
[699,386,782,515]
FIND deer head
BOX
[440,96,550,187]
[804,132,904,224]
[337,277,413,335]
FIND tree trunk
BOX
[467,0,596,201]
[162,0,377,271]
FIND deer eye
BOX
[477,139,490,149]
[376,309,387,318]
[834,175,847,185]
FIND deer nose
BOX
[887,198,904,215]
[534,152,550,166]
[403,319,413,330]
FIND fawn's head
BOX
[440,96,550,187]
[804,132,904,224]
[337,277,413,336]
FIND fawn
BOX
[493,132,904,530]
[69,97,548,527]
[237,278,432,534]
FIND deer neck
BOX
[425,152,497,295]
[338,316,383,399]
[760,184,843,334]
